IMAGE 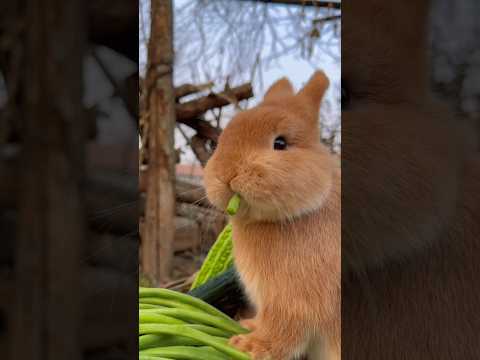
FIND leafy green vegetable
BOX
[190,224,234,290]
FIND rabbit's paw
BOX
[239,318,258,331]
[229,333,274,360]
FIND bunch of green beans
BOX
[139,287,250,360]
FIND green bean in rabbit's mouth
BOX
[226,194,241,216]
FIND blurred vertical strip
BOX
[12,0,86,359]
[342,0,480,358]
[1,0,139,358]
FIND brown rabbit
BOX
[204,72,341,360]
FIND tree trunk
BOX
[12,0,86,359]
[142,0,176,285]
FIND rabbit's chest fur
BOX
[231,180,340,321]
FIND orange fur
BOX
[342,0,480,358]
[204,72,341,360]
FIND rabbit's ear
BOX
[297,71,329,116]
[263,77,294,102]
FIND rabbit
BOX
[203,71,341,360]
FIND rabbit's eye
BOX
[273,136,287,150]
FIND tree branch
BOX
[313,14,341,23]
[176,83,253,122]
[175,82,214,100]
[237,0,341,9]
[178,118,221,142]
[190,135,211,167]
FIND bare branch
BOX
[313,14,341,23]
[236,0,341,9]
[178,118,221,142]
[176,83,253,121]
[190,135,211,167]
[175,82,214,99]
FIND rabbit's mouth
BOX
[205,159,335,223]
[233,187,331,224]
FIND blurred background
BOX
[0,1,138,359]
[138,0,341,289]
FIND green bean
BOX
[141,346,228,360]
[139,312,186,325]
[139,324,250,360]
[140,308,247,334]
[139,334,205,349]
[185,324,232,338]
[139,287,235,323]
[140,334,195,350]
[139,303,158,310]
[139,333,228,350]
[139,297,198,311]
[140,334,163,350]
[226,194,241,215]
[139,356,173,360]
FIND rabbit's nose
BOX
[230,174,245,194]
[229,177,239,193]
[218,168,238,186]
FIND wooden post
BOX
[142,0,176,285]
[12,0,86,359]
